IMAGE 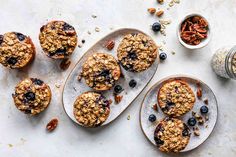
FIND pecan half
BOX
[46,118,58,132]
[60,58,71,70]
[105,40,115,50]
[114,95,123,104]
[147,8,156,14]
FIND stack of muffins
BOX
[0,20,78,115]
[73,32,158,127]
[154,80,196,153]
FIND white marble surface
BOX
[0,0,236,157]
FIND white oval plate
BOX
[63,28,159,127]
[140,75,218,152]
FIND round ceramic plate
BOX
[140,75,218,152]
[62,28,159,127]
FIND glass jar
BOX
[211,46,236,79]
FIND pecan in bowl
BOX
[177,14,211,49]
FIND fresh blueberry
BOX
[15,33,26,41]
[114,85,123,94]
[129,79,137,88]
[128,51,137,60]
[63,23,74,31]
[200,105,209,114]
[182,128,190,137]
[0,35,4,45]
[154,137,164,146]
[7,57,17,65]
[54,48,67,55]
[152,22,161,32]
[182,124,190,137]
[40,25,45,32]
[100,69,110,77]
[159,52,167,60]
[32,78,44,86]
[24,92,35,101]
[148,114,156,122]
[187,117,197,126]
[131,33,138,36]
[166,101,175,107]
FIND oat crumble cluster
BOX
[0,32,35,68]
[117,33,158,72]
[158,80,195,117]
[12,78,51,115]
[81,53,121,91]
[154,117,190,153]
[73,92,110,127]
[39,21,77,59]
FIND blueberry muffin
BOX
[39,21,77,59]
[117,33,158,72]
[0,32,35,69]
[12,78,51,115]
[154,117,191,153]
[158,80,195,117]
[73,92,110,127]
[81,53,121,91]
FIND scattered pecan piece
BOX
[204,99,208,105]
[197,88,202,99]
[193,127,200,136]
[114,95,123,104]
[60,58,71,70]
[157,0,164,4]
[46,118,59,132]
[147,8,156,14]
[108,99,113,105]
[152,104,158,111]
[105,40,115,50]
[156,10,164,17]
[196,81,202,99]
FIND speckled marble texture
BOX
[0,0,236,157]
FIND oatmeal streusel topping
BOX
[39,21,77,59]
[73,92,110,127]
[0,32,35,68]
[154,117,190,153]
[158,80,195,117]
[117,33,158,72]
[12,78,51,115]
[81,53,121,91]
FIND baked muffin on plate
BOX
[12,78,51,115]
[39,21,77,59]
[0,32,35,69]
[81,53,121,91]
[117,33,158,72]
[154,117,191,153]
[158,80,195,117]
[73,92,110,127]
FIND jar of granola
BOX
[211,46,236,79]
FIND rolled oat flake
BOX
[211,46,236,79]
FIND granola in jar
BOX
[0,32,35,69]
[81,53,121,91]
[117,33,158,72]
[158,80,196,117]
[73,92,110,127]
[154,117,191,153]
[211,46,236,79]
[12,78,51,115]
[39,21,78,59]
